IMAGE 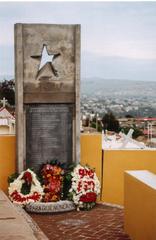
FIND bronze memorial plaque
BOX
[26,104,73,171]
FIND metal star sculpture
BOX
[31,44,60,78]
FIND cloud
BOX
[1,2,156,77]
[0,45,14,75]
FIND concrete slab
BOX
[124,171,156,240]
[0,190,48,240]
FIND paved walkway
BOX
[30,204,131,240]
[0,190,131,240]
[0,190,47,240]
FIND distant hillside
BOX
[82,53,156,81]
[81,78,156,98]
[1,75,156,99]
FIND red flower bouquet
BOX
[80,192,97,203]
[69,164,101,210]
[41,163,64,202]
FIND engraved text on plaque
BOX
[26,104,73,171]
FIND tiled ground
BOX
[30,204,131,240]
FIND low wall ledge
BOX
[125,170,156,190]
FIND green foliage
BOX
[102,112,120,133]
[8,172,19,184]
[82,202,96,211]
[67,192,73,201]
[97,124,102,132]
[62,174,72,200]
[0,80,15,106]
[125,114,134,118]
[62,163,75,200]
[91,121,102,132]
[121,125,143,139]
[66,163,76,171]
[49,159,63,167]
[21,182,31,195]
[91,122,96,128]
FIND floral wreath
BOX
[69,164,100,210]
[8,169,43,205]
[41,161,64,202]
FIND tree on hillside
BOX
[102,112,120,133]
[121,125,143,139]
[0,80,15,106]
[125,114,134,118]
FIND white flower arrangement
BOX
[8,169,43,205]
[69,164,101,210]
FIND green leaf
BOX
[21,182,31,195]
[8,173,19,184]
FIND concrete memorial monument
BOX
[15,24,80,172]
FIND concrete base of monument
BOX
[25,200,76,213]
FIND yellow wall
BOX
[102,150,156,205]
[0,136,16,193]
[80,133,102,199]
[124,170,156,240]
[80,135,156,206]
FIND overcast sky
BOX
[1,1,156,80]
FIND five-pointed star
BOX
[31,44,60,78]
